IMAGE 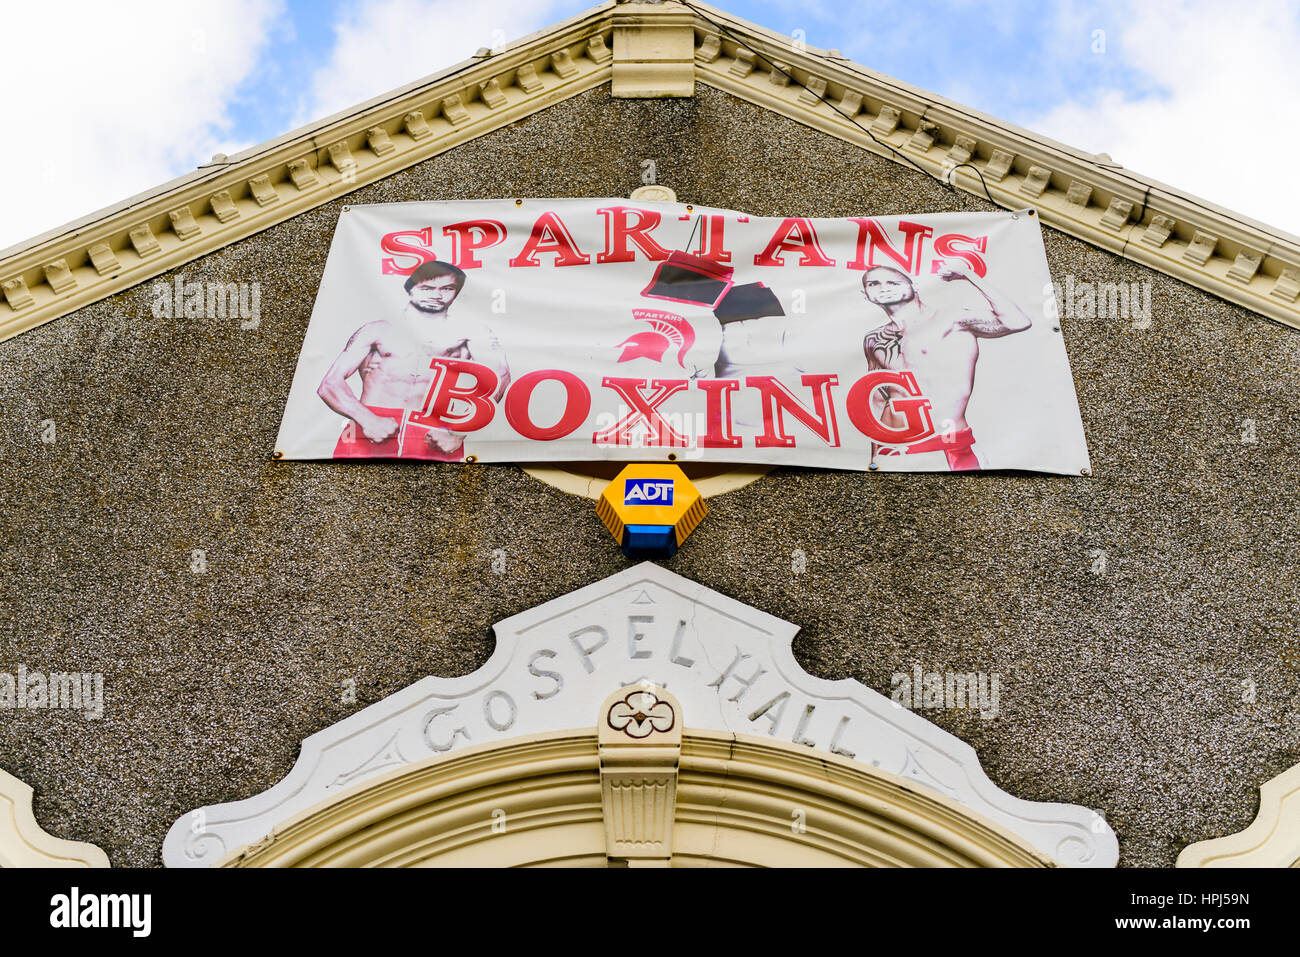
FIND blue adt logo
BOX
[624,478,674,505]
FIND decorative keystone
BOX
[612,2,696,98]
[598,684,682,866]
[606,686,676,741]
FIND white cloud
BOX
[0,0,282,252]
[298,0,574,127]
[1028,0,1300,235]
[9,0,1295,257]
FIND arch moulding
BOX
[219,685,1052,868]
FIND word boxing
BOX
[414,360,936,449]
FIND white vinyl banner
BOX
[275,198,1090,474]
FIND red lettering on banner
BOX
[410,358,499,432]
[596,206,672,264]
[594,377,690,447]
[696,379,742,448]
[504,370,591,440]
[746,375,841,448]
[380,228,436,275]
[442,220,507,269]
[508,211,591,267]
[690,215,733,264]
[844,371,934,443]
[931,233,988,277]
[753,218,836,267]
[846,219,934,274]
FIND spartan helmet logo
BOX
[616,309,695,367]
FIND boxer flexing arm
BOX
[317,321,399,443]
[937,261,1032,337]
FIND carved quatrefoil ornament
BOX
[607,689,676,739]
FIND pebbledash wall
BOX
[0,82,1297,867]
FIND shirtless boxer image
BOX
[861,261,1031,470]
[317,260,510,460]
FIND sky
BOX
[2,0,1298,251]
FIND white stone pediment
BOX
[164,563,1117,867]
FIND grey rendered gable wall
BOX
[0,82,1296,866]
